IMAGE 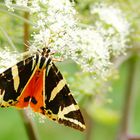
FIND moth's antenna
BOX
[24,41,31,51]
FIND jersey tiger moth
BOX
[0,48,86,131]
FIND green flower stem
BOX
[119,55,138,140]
[20,110,40,140]
[0,27,17,51]
[84,109,94,140]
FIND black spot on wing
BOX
[40,106,44,110]
[48,110,52,115]
[31,97,37,104]
[24,96,30,102]
[9,101,13,104]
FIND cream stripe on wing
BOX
[60,117,86,130]
[37,55,41,68]
[11,65,20,92]
[42,57,49,69]
[31,56,36,70]
[58,104,79,118]
[58,104,85,129]
[0,90,5,104]
[49,79,66,102]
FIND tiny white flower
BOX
[16,0,28,6]
[4,0,14,11]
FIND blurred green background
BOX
[0,0,140,140]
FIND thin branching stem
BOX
[0,8,33,25]
[0,27,17,51]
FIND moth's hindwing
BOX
[0,56,36,107]
[28,69,46,114]
[42,62,86,131]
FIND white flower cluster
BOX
[91,3,131,56]
[4,0,13,9]
[29,0,112,77]
[54,27,111,77]
[4,0,28,10]
[4,0,131,79]
[30,0,77,51]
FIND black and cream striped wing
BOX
[42,62,86,131]
[0,56,35,107]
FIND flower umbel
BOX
[4,0,131,80]
[91,3,131,56]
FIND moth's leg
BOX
[52,58,64,62]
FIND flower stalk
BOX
[119,55,139,140]
[23,11,30,50]
[19,10,40,140]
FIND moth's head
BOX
[40,47,51,57]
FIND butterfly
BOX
[0,48,85,131]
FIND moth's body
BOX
[0,48,86,131]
